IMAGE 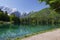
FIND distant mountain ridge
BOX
[0,6,21,18]
[0,6,51,18]
[27,8,51,18]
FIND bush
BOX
[0,21,3,24]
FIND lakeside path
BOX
[22,29,60,40]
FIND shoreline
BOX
[21,28,60,40]
[9,28,60,40]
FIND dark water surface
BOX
[0,24,59,39]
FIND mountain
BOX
[11,11,21,18]
[0,6,12,13]
[0,6,51,18]
[0,6,21,18]
[27,8,51,18]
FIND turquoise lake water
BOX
[0,24,59,39]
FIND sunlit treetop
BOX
[39,0,60,13]
[39,0,60,4]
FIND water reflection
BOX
[0,24,60,38]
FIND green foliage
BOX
[10,13,20,24]
[20,8,60,25]
[0,9,20,24]
[27,8,51,24]
[0,7,60,25]
[4,11,10,21]
[39,0,60,13]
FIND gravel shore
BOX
[22,29,60,40]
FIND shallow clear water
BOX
[0,24,59,38]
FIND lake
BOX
[0,24,60,39]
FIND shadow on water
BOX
[0,24,60,39]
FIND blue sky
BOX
[0,0,49,13]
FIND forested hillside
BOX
[20,8,60,25]
[0,9,20,24]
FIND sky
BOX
[0,0,49,14]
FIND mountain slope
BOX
[27,8,51,18]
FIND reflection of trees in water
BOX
[0,24,60,38]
